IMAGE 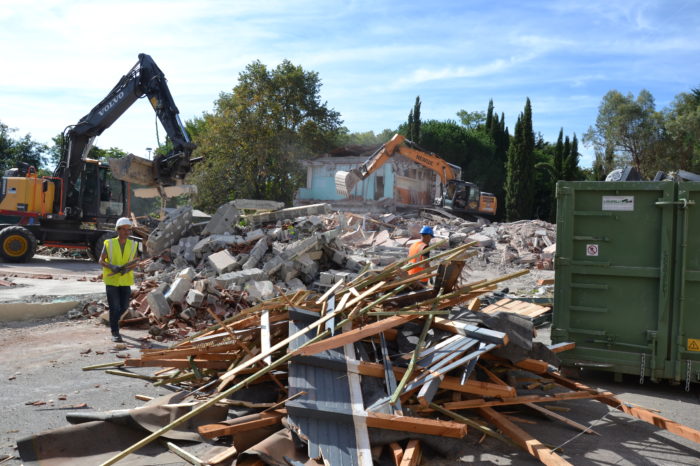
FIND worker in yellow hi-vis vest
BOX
[99,217,139,342]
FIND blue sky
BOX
[1,0,699,168]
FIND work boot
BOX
[111,333,124,343]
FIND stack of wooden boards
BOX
[88,240,700,466]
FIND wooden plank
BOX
[124,359,231,370]
[467,298,481,311]
[166,441,205,465]
[477,407,573,466]
[548,372,700,445]
[548,342,576,353]
[206,445,238,465]
[431,317,508,345]
[537,278,555,286]
[440,390,610,410]
[356,360,516,398]
[197,410,285,438]
[260,310,271,365]
[389,442,404,466]
[366,412,467,439]
[524,402,599,435]
[399,440,422,466]
[315,279,345,304]
[295,315,419,357]
[343,321,373,466]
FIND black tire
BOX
[0,226,38,263]
[91,231,116,262]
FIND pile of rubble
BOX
[76,200,558,340]
[20,240,700,465]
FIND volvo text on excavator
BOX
[0,53,196,262]
[334,134,497,219]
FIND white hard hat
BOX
[115,217,132,229]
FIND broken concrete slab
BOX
[246,203,332,225]
[146,206,193,255]
[233,199,285,211]
[243,237,269,269]
[203,201,240,236]
[165,277,192,304]
[245,280,275,301]
[146,290,171,321]
[215,268,267,289]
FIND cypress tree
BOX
[505,98,536,221]
[563,136,571,180]
[564,134,579,180]
[406,109,414,140]
[485,99,494,131]
[554,128,564,180]
[412,96,422,142]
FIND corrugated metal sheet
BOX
[287,307,360,465]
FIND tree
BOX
[563,134,580,181]
[584,90,665,177]
[0,121,48,173]
[505,98,535,221]
[190,60,344,212]
[404,96,422,142]
[664,90,700,172]
[456,109,486,129]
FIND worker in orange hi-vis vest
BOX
[408,226,434,281]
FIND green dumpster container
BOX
[552,181,699,385]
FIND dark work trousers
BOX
[106,285,131,335]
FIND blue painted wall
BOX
[296,161,394,201]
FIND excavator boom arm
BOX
[335,134,458,196]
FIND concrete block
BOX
[146,206,193,255]
[178,236,200,263]
[233,199,285,211]
[186,289,205,307]
[294,254,318,277]
[279,263,299,282]
[215,268,266,289]
[245,229,266,243]
[285,277,306,292]
[208,250,238,275]
[243,237,269,269]
[177,267,196,282]
[193,235,246,256]
[319,271,334,285]
[203,201,240,235]
[165,277,192,304]
[179,307,197,321]
[245,280,275,301]
[262,256,285,276]
[146,290,171,321]
[468,233,495,248]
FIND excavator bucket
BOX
[335,169,362,197]
[108,154,158,187]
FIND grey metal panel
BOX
[287,307,359,466]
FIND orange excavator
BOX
[334,134,497,218]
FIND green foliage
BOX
[584,90,665,177]
[456,109,486,129]
[663,90,700,172]
[189,60,344,213]
[0,121,48,172]
[404,96,422,143]
[338,129,395,146]
[505,98,536,221]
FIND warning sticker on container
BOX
[602,195,634,211]
[586,244,599,256]
[688,339,700,352]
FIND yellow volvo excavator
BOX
[0,53,196,262]
[335,134,497,218]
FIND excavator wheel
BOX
[0,225,38,263]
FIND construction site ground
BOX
[1,257,699,465]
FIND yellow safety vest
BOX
[103,238,137,286]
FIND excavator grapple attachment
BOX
[335,169,362,196]
[108,154,158,186]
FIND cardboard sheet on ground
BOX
[17,392,229,465]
